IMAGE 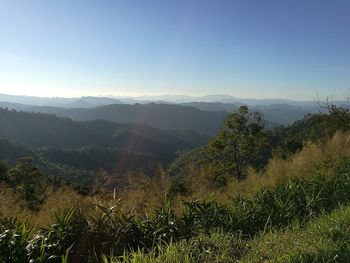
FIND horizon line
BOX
[0,92,320,102]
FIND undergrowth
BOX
[2,133,350,261]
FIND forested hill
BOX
[181,102,318,126]
[0,108,209,150]
[0,108,99,148]
[0,101,228,134]
[69,103,228,135]
[0,100,308,132]
[0,108,212,180]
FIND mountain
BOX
[69,103,228,135]
[253,104,319,126]
[181,102,240,112]
[0,108,210,175]
[0,93,330,131]
[182,102,320,126]
[0,93,318,106]
[0,108,208,149]
[0,94,123,108]
[121,94,317,106]
[0,108,99,148]
[1,100,229,134]
[0,100,285,133]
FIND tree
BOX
[318,96,350,129]
[7,158,47,209]
[0,160,8,182]
[208,105,268,182]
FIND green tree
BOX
[318,96,350,129]
[208,105,268,182]
[0,160,8,182]
[8,158,47,209]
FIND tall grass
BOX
[2,156,350,261]
[224,131,350,196]
[242,205,350,262]
[104,205,350,263]
[2,132,350,261]
[104,231,247,263]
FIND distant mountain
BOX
[0,108,99,148]
[0,108,210,174]
[0,100,36,111]
[253,104,319,126]
[182,102,321,126]
[0,93,329,130]
[66,97,124,108]
[122,94,317,106]
[0,92,334,109]
[181,102,240,113]
[0,100,284,133]
[0,108,208,149]
[69,103,228,135]
[0,94,123,108]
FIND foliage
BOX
[208,105,268,181]
[0,107,210,182]
[2,155,350,261]
[0,218,35,263]
[3,105,350,261]
[270,108,350,159]
[5,158,48,209]
[105,205,350,263]
[242,205,350,262]
[105,231,248,263]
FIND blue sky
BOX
[0,0,349,99]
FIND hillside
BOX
[0,108,208,149]
[0,101,232,134]
[1,97,316,130]
[0,108,210,179]
[68,103,228,135]
[0,108,99,148]
[168,109,348,177]
[182,102,319,126]
[2,128,350,261]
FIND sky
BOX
[0,0,349,100]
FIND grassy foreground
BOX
[104,205,350,263]
[2,133,350,262]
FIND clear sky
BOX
[0,0,349,100]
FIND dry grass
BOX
[3,131,350,224]
[113,131,350,211]
[0,185,118,227]
[226,131,350,196]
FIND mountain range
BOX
[0,93,335,184]
[0,93,319,107]
[0,93,327,129]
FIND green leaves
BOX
[2,158,350,261]
[5,158,48,210]
[208,105,269,181]
[0,218,35,263]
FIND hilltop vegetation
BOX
[169,105,350,178]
